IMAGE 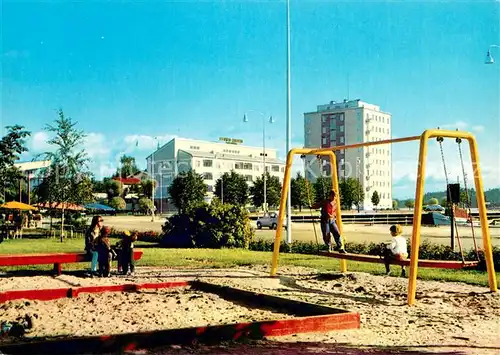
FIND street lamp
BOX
[485,44,499,64]
[150,136,158,222]
[243,111,274,213]
[285,0,292,245]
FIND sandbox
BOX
[0,280,360,354]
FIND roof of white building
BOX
[14,160,51,171]
[146,137,280,159]
[179,150,284,164]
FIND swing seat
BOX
[319,251,479,269]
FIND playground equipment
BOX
[270,129,497,306]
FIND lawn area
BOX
[1,238,498,288]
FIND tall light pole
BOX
[151,137,158,222]
[485,44,499,64]
[244,111,274,213]
[285,0,292,244]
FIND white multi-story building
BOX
[146,137,285,206]
[304,99,392,210]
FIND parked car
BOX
[256,212,287,230]
[424,205,445,212]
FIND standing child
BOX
[383,224,408,277]
[121,231,138,275]
[97,226,113,277]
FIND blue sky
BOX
[2,0,499,198]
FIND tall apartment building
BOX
[304,99,392,210]
[146,137,285,206]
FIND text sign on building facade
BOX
[219,137,243,145]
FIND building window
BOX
[281,167,285,172]
[322,137,327,145]
[196,161,200,168]
[340,125,344,133]
[272,165,280,172]
[243,163,252,170]
[322,127,327,134]
[203,172,213,180]
[203,160,212,167]
[190,146,200,150]
[340,137,345,144]
[207,185,213,192]
[245,175,253,182]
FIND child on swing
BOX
[383,224,408,277]
[311,190,346,253]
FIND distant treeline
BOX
[397,188,500,208]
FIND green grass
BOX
[1,238,498,288]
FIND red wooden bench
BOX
[0,250,144,275]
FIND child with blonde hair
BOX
[383,224,408,277]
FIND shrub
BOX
[138,197,154,214]
[161,200,254,249]
[109,196,126,210]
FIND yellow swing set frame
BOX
[270,129,498,306]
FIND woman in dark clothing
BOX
[84,216,103,275]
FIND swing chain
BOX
[437,137,450,187]
[301,154,320,253]
[456,138,480,261]
[456,138,471,209]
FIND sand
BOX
[1,267,499,354]
[0,287,294,340]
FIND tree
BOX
[339,177,364,210]
[427,197,439,205]
[92,179,107,194]
[249,172,282,210]
[404,200,415,210]
[392,200,399,210]
[105,179,123,199]
[140,179,157,198]
[37,109,93,241]
[109,196,126,210]
[371,190,380,210]
[0,125,31,202]
[214,171,248,205]
[440,197,448,207]
[117,155,140,178]
[313,176,332,204]
[138,197,154,214]
[167,170,207,213]
[291,172,312,211]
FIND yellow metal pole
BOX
[270,148,297,276]
[326,151,347,272]
[467,137,498,292]
[408,131,430,305]
[311,135,421,154]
